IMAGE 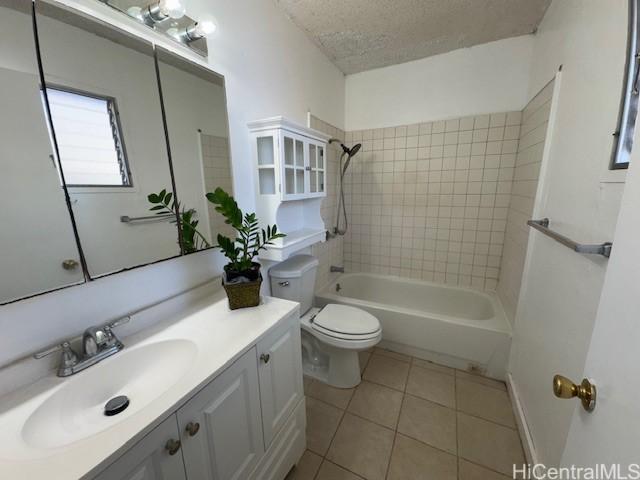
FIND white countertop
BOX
[0,292,299,479]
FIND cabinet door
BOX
[178,347,264,480]
[280,131,308,200]
[257,316,304,447]
[94,416,185,480]
[308,141,326,196]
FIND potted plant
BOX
[148,187,285,309]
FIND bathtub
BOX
[315,273,512,379]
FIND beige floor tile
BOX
[347,381,404,429]
[458,412,525,476]
[306,379,355,410]
[304,375,314,393]
[412,358,455,376]
[286,450,323,479]
[327,413,394,480]
[362,355,410,391]
[373,347,412,363]
[456,370,507,391]
[306,397,344,455]
[456,379,516,427]
[316,460,364,480]
[458,459,512,480]
[358,351,371,374]
[406,365,455,407]
[397,394,457,454]
[387,433,457,480]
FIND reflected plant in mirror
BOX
[147,188,208,254]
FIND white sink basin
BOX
[21,339,197,450]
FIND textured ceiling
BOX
[274,0,551,74]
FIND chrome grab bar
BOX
[527,218,613,258]
[120,213,175,224]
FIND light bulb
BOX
[195,20,216,36]
[126,6,144,21]
[159,0,185,19]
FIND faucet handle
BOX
[34,341,74,359]
[107,316,130,329]
[34,341,79,368]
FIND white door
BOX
[558,153,640,467]
[257,315,303,448]
[280,131,308,201]
[94,415,186,480]
[177,347,264,480]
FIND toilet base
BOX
[301,329,364,389]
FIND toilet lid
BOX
[312,304,380,337]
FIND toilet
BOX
[270,255,381,388]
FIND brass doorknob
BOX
[552,375,596,412]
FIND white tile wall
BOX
[343,112,522,291]
[200,133,235,241]
[497,80,555,323]
[309,115,345,291]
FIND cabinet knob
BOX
[186,422,200,437]
[260,353,271,364]
[165,438,181,455]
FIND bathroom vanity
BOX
[0,293,305,480]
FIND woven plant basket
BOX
[223,275,262,310]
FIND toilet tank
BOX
[269,255,319,315]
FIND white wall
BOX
[345,35,534,131]
[508,0,628,466]
[0,0,345,369]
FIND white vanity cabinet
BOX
[93,311,304,480]
[178,347,264,480]
[257,316,303,447]
[250,117,329,201]
[93,416,186,480]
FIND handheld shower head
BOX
[340,143,361,157]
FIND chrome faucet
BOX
[34,317,130,377]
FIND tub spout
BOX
[330,265,345,273]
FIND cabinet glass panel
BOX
[285,168,295,194]
[318,147,324,169]
[295,169,304,194]
[318,171,325,193]
[309,144,316,169]
[259,169,275,195]
[295,140,304,167]
[310,171,317,193]
[257,137,274,165]
[284,136,293,166]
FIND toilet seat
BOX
[311,304,381,340]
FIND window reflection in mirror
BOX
[0,0,84,304]
[36,2,181,277]
[155,48,234,254]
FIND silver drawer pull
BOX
[260,353,271,364]
[278,281,290,287]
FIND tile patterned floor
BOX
[286,347,525,480]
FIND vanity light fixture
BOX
[168,20,216,42]
[143,0,186,25]
[102,0,210,57]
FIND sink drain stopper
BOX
[104,395,130,416]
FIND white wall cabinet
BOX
[94,313,304,480]
[251,118,328,202]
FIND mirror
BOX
[155,47,234,254]
[36,2,181,278]
[0,1,85,305]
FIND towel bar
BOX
[527,218,612,258]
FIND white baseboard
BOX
[507,372,537,465]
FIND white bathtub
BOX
[315,273,512,379]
